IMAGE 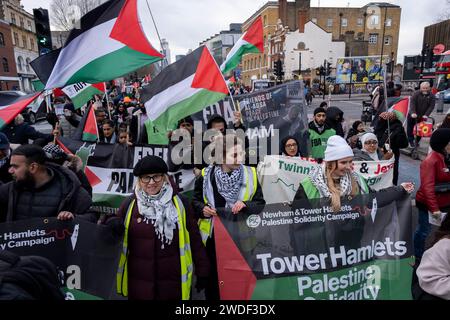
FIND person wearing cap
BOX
[42,143,92,197]
[192,133,265,300]
[112,155,209,300]
[308,107,336,161]
[294,135,414,212]
[0,132,12,183]
[0,144,92,222]
[353,133,394,161]
[414,128,450,262]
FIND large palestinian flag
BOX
[31,0,163,90]
[62,82,106,110]
[0,92,42,129]
[140,45,229,145]
[220,16,263,74]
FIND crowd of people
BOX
[0,78,448,301]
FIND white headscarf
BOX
[360,133,379,161]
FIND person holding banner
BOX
[192,133,265,300]
[294,135,414,212]
[353,133,394,161]
[414,128,450,262]
[113,155,209,300]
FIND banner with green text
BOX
[214,191,413,300]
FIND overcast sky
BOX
[21,0,448,63]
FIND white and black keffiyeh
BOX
[203,165,244,208]
[135,182,178,249]
[309,164,361,198]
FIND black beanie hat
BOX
[430,128,450,154]
[177,116,194,127]
[133,155,168,177]
[314,107,326,116]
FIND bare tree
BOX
[50,0,108,31]
[436,0,450,22]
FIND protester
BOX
[280,136,304,157]
[167,117,196,173]
[275,106,303,142]
[0,133,12,183]
[294,135,414,211]
[319,101,328,109]
[2,114,53,145]
[374,112,409,185]
[346,120,366,148]
[101,119,117,144]
[0,145,92,222]
[407,82,436,147]
[416,213,450,300]
[308,107,336,161]
[117,128,131,146]
[129,102,148,144]
[94,108,107,140]
[353,133,394,161]
[370,85,386,128]
[192,134,265,300]
[386,81,396,98]
[112,155,209,300]
[42,143,92,197]
[414,128,450,261]
[113,103,129,126]
[60,97,81,137]
[325,106,345,137]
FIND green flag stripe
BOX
[66,46,161,86]
[222,43,260,74]
[82,132,98,142]
[72,86,104,110]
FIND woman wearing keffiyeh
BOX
[192,134,265,300]
[110,155,209,300]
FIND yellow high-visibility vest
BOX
[199,165,258,246]
[116,195,193,300]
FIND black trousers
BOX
[204,235,220,300]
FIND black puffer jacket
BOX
[325,107,345,137]
[0,163,92,222]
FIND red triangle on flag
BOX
[92,82,106,93]
[110,0,164,58]
[0,92,41,130]
[243,16,264,53]
[191,47,229,94]
[85,167,101,187]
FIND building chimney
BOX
[279,0,287,26]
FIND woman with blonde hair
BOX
[294,135,414,211]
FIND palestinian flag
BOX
[63,82,106,110]
[140,45,229,145]
[220,16,263,74]
[0,92,42,130]
[388,97,409,122]
[30,0,163,90]
[81,105,99,142]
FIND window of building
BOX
[385,18,392,27]
[357,32,365,40]
[311,18,317,24]
[384,36,392,45]
[17,56,23,71]
[264,35,267,47]
[27,21,32,31]
[341,18,348,27]
[30,38,34,51]
[369,33,378,44]
[3,58,9,73]
[263,15,267,26]
[327,19,333,27]
[264,54,267,66]
[0,33,4,47]
[357,18,364,26]
[26,58,31,72]
[11,13,16,25]
[370,15,379,26]
[20,17,24,28]
[13,32,19,46]
[22,35,27,48]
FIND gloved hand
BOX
[195,276,208,293]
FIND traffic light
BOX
[274,60,284,80]
[326,62,332,76]
[33,8,53,55]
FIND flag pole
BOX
[382,59,391,146]
[104,83,112,120]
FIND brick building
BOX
[0,18,19,90]
[241,1,401,86]
[0,0,38,92]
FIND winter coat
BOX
[410,91,436,118]
[115,193,210,300]
[0,163,93,222]
[374,119,408,152]
[325,107,344,137]
[416,151,450,213]
[2,123,52,145]
[352,148,385,161]
[416,238,450,300]
[0,156,12,184]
